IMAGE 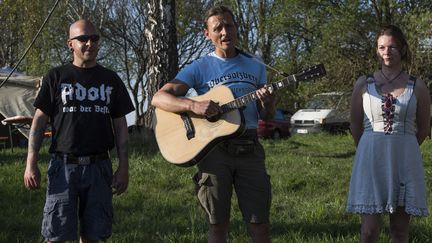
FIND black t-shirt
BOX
[34,63,135,155]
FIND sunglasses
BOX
[69,34,100,43]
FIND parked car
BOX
[257,109,292,139]
[290,92,350,134]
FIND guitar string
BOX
[223,66,321,112]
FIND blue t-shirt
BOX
[176,52,267,129]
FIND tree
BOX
[268,0,432,109]
[2,0,431,123]
[143,0,178,128]
[0,0,68,75]
[0,0,22,69]
[101,0,149,125]
[176,0,212,69]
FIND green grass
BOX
[1,132,432,242]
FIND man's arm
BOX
[151,80,222,117]
[24,109,49,190]
[112,116,129,195]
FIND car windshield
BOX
[305,94,341,109]
[274,110,285,120]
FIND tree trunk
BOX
[258,0,271,64]
[143,0,178,128]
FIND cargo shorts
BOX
[193,137,272,224]
[41,156,113,241]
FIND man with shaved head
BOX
[24,19,134,243]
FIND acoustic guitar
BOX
[154,64,326,166]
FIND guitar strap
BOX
[236,48,290,77]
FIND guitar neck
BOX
[220,63,325,113]
[221,75,295,113]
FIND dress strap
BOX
[365,74,378,97]
[402,75,416,135]
[407,75,416,88]
[365,74,376,124]
[366,74,375,84]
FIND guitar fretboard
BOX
[219,63,325,113]
[221,76,294,113]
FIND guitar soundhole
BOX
[206,113,222,123]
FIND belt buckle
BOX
[77,156,91,165]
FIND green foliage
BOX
[0,0,69,75]
[1,133,432,242]
[1,0,129,76]
[245,0,432,111]
[402,9,432,80]
[0,0,22,68]
[1,0,432,119]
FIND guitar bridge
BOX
[180,112,195,140]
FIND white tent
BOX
[0,68,41,139]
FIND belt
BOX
[53,152,110,165]
[230,129,258,141]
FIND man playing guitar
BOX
[151,5,275,243]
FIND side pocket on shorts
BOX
[41,199,59,238]
[193,172,214,217]
[98,202,113,240]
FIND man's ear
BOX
[204,29,210,40]
[67,40,73,51]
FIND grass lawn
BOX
[1,132,431,242]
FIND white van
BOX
[290,92,350,134]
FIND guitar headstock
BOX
[295,64,326,82]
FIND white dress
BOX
[347,76,428,216]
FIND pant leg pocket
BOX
[101,202,113,239]
[41,198,75,241]
[95,202,113,240]
[41,199,58,238]
[193,172,215,217]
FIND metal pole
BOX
[8,124,13,152]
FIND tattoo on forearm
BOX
[29,122,46,152]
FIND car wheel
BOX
[273,129,281,139]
